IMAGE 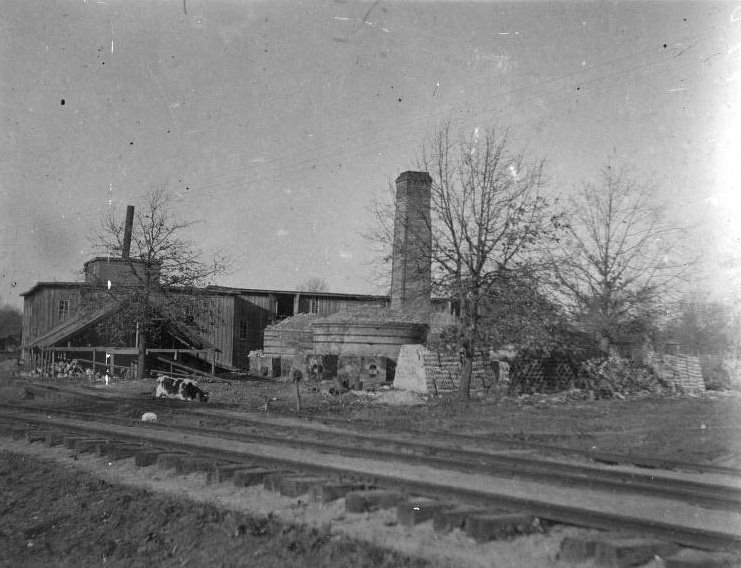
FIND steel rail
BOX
[3,402,741,514]
[20,381,741,477]
[310,413,741,476]
[1,408,739,552]
[3,400,740,513]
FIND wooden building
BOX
[200,286,390,369]
[20,257,391,374]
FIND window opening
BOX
[58,299,70,321]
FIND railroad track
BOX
[1,400,740,554]
[21,381,741,476]
[5,400,741,514]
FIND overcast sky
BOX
[1,0,739,308]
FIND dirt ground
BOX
[0,449,430,568]
[0,438,602,568]
[111,375,741,466]
[2,370,740,567]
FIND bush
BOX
[575,356,664,399]
[702,363,733,391]
[507,348,584,395]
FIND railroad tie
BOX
[232,468,276,488]
[0,422,28,439]
[465,512,538,543]
[66,437,108,452]
[95,441,141,460]
[308,482,367,504]
[134,450,162,467]
[345,490,406,513]
[44,432,65,447]
[396,497,451,527]
[206,463,256,484]
[277,475,326,498]
[156,452,188,470]
[595,537,681,568]
[262,472,297,492]
[25,430,52,444]
[432,505,489,533]
[175,456,217,475]
[107,444,143,461]
[559,534,682,567]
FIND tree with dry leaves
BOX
[370,121,565,399]
[89,187,229,379]
[297,277,329,292]
[551,164,692,350]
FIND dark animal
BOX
[155,376,209,402]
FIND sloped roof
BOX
[266,313,320,331]
[27,302,215,351]
[161,317,217,351]
[20,282,85,297]
[205,284,389,301]
[27,303,120,348]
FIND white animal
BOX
[141,412,158,423]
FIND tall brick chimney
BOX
[390,171,432,319]
[121,205,135,260]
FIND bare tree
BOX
[663,297,741,358]
[370,121,564,399]
[90,187,229,379]
[297,277,329,293]
[552,164,691,349]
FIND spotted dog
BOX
[155,376,209,402]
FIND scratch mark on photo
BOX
[144,65,177,127]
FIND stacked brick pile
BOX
[263,314,318,353]
[662,354,705,393]
[394,345,492,395]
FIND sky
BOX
[1,0,739,309]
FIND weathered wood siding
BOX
[232,296,271,369]
[296,295,387,316]
[194,294,235,369]
[22,285,85,348]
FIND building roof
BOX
[265,313,320,331]
[21,265,392,303]
[27,300,215,351]
[27,303,120,348]
[204,285,389,301]
[20,282,85,297]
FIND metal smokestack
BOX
[121,205,134,260]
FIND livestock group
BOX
[155,375,209,402]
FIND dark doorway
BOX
[274,293,295,320]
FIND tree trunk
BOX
[458,350,473,400]
[137,330,146,380]
[294,380,301,412]
[457,291,479,400]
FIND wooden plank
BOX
[72,358,132,374]
[45,346,138,355]
[146,348,213,354]
[153,355,220,380]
